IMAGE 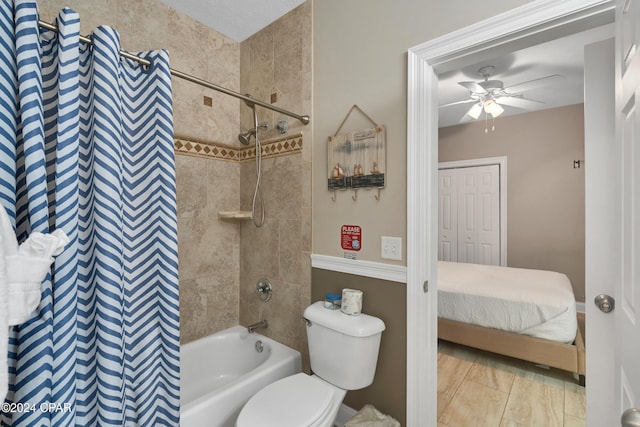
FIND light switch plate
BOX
[381,236,402,260]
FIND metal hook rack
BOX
[331,187,382,202]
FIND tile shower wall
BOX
[239,2,312,140]
[239,148,310,356]
[39,0,243,344]
[39,0,241,145]
[239,1,313,366]
[176,134,306,345]
[39,0,312,349]
[177,154,241,343]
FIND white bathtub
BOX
[180,325,301,427]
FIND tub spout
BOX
[247,320,268,334]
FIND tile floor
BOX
[437,340,586,427]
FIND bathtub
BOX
[180,325,301,427]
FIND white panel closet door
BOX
[476,165,501,264]
[458,168,478,263]
[438,165,500,265]
[438,169,458,261]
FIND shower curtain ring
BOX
[243,94,255,109]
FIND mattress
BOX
[438,261,578,343]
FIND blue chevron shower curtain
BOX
[0,2,180,426]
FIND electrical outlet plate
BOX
[381,236,402,260]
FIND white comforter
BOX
[438,261,578,343]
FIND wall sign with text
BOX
[341,225,362,251]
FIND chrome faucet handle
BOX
[256,278,272,302]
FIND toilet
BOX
[235,301,386,427]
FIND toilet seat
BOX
[235,373,335,427]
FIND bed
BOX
[437,261,586,385]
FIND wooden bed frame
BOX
[438,316,586,386]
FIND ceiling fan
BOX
[439,65,566,123]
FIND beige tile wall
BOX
[39,0,241,145]
[39,0,312,350]
[177,154,240,343]
[38,0,243,344]
[177,134,306,344]
[239,150,311,360]
[239,2,312,141]
[238,1,313,363]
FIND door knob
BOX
[594,294,615,313]
[621,408,640,427]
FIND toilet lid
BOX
[236,373,334,427]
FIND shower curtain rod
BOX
[38,20,311,125]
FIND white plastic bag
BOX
[344,404,401,427]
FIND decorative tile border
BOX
[174,139,239,161]
[174,133,303,162]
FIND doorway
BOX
[405,1,615,425]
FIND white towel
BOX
[0,205,68,403]
[0,217,8,406]
[6,230,68,325]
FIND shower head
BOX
[238,123,268,145]
[238,129,256,145]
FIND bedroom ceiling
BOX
[158,0,305,42]
[438,24,614,128]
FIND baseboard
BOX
[333,403,358,427]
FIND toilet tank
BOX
[303,301,385,390]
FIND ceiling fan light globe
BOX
[467,103,483,119]
[484,99,504,117]
[491,103,505,117]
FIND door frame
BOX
[439,156,507,266]
[406,1,615,425]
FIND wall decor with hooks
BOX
[327,104,386,201]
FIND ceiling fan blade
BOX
[439,98,476,108]
[458,81,487,94]
[496,96,545,110]
[503,74,565,94]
